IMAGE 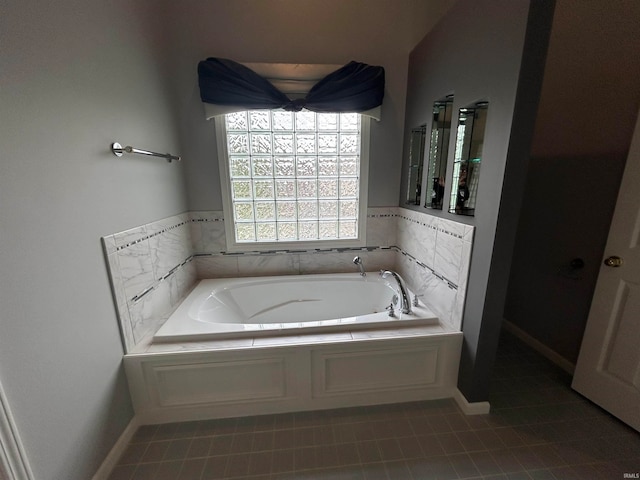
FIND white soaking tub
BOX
[153,272,439,343]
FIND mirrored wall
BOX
[449,101,488,216]
[405,125,427,205]
[424,95,454,209]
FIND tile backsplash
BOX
[102,208,473,352]
[394,208,474,332]
[102,213,196,353]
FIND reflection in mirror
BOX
[425,95,453,209]
[450,101,488,216]
[406,125,427,205]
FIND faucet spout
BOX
[353,256,366,276]
[380,270,412,314]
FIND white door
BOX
[572,108,640,432]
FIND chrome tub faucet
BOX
[380,270,412,314]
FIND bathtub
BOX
[126,273,464,424]
[153,272,440,343]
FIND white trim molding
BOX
[502,320,576,374]
[454,388,491,415]
[91,416,139,480]
[0,380,33,480]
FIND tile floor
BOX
[108,330,640,479]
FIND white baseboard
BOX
[92,416,140,480]
[453,388,490,415]
[502,320,575,374]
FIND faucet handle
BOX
[413,294,423,307]
[385,303,397,318]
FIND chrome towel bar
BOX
[111,142,181,163]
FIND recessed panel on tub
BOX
[148,358,287,407]
[312,346,439,397]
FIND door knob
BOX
[604,256,623,267]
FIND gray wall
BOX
[0,1,187,478]
[158,0,449,211]
[505,155,625,362]
[505,0,640,365]
[400,0,554,401]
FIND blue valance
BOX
[197,58,385,116]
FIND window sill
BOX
[222,237,367,254]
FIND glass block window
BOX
[220,110,366,246]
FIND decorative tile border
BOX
[114,220,190,252]
[130,257,194,303]
[395,212,469,240]
[367,212,396,219]
[193,245,389,257]
[190,217,225,223]
[396,248,458,290]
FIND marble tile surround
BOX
[102,207,473,352]
[102,213,197,353]
[394,207,474,331]
[189,207,399,279]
